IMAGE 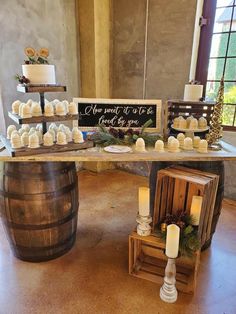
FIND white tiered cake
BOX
[22,64,56,85]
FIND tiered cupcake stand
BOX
[0,84,93,157]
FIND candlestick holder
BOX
[136,214,152,236]
[160,257,178,303]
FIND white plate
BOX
[104,145,132,153]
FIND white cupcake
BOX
[21,132,29,146]
[135,138,146,152]
[73,129,84,144]
[43,132,54,147]
[48,129,56,142]
[29,133,40,148]
[45,102,54,117]
[154,140,164,152]
[22,124,30,132]
[11,132,22,149]
[57,131,67,145]
[7,125,16,139]
[12,100,21,115]
[31,102,42,117]
[68,102,78,115]
[56,102,66,116]
[21,103,32,118]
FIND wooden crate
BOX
[153,166,219,247]
[129,231,200,294]
[167,99,215,136]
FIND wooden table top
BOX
[0,140,236,162]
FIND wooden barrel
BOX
[0,162,78,262]
[149,161,224,250]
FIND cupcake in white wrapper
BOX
[18,128,25,136]
[7,125,16,139]
[193,136,201,148]
[62,100,69,114]
[184,137,193,150]
[21,103,32,118]
[68,102,78,115]
[22,124,30,132]
[31,102,42,117]
[29,127,36,136]
[135,138,146,152]
[12,100,21,114]
[21,132,29,146]
[43,132,54,146]
[189,118,198,130]
[154,140,164,152]
[56,102,66,116]
[169,138,180,152]
[48,129,56,142]
[57,131,67,145]
[199,117,208,129]
[177,133,185,148]
[73,129,84,144]
[29,133,40,148]
[36,130,43,144]
[11,133,22,149]
[49,123,58,133]
[186,115,194,128]
[179,118,187,129]
[198,139,208,153]
[45,102,54,117]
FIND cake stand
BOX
[171,125,209,139]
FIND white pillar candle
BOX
[166,224,180,258]
[138,187,150,216]
[190,196,202,226]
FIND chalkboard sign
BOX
[73,98,163,133]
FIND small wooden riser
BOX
[129,232,200,295]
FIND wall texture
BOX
[112,0,197,100]
[0,0,79,129]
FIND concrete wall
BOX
[112,0,197,100]
[0,0,79,129]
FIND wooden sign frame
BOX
[73,98,163,133]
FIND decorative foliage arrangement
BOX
[90,119,162,147]
[207,76,224,148]
[24,47,49,64]
[156,211,200,257]
[15,47,50,84]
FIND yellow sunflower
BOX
[24,47,35,57]
[39,48,49,58]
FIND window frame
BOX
[196,0,236,131]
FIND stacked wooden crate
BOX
[129,166,219,294]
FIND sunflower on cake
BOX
[15,47,56,85]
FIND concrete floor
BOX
[0,170,236,314]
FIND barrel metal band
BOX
[2,210,78,230]
[10,230,77,252]
[3,163,75,180]
[0,182,77,200]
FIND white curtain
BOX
[0,84,6,135]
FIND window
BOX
[196,0,236,130]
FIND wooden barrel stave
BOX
[0,162,78,262]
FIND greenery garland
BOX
[155,211,200,258]
[90,119,162,147]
